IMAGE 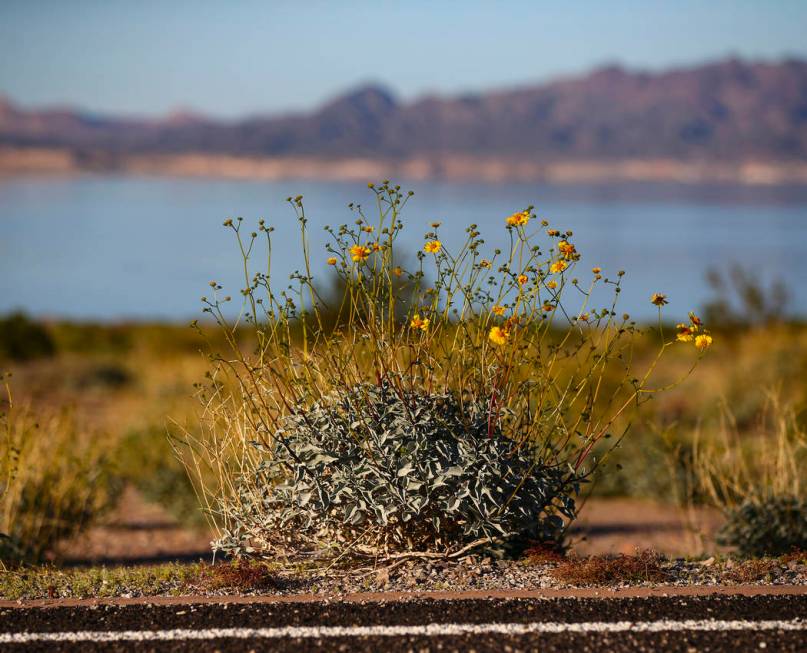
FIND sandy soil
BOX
[56,487,212,566]
[571,497,722,556]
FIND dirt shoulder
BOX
[2,583,806,610]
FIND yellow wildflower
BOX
[506,211,530,227]
[592,267,601,274]
[517,274,529,285]
[491,305,506,316]
[578,312,590,322]
[372,242,382,251]
[488,325,509,346]
[650,293,668,307]
[557,240,577,259]
[676,323,696,342]
[423,240,442,254]
[695,333,713,351]
[349,244,371,262]
[546,280,558,290]
[479,259,492,269]
[392,266,403,277]
[362,225,375,233]
[410,313,430,331]
[542,303,555,313]
[326,257,337,266]
[549,260,567,274]
[689,312,703,328]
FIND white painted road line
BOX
[1,619,805,643]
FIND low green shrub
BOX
[717,496,807,557]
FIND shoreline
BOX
[2,147,807,187]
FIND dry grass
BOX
[691,393,805,511]
[3,315,807,561]
[1,377,119,563]
[550,551,669,586]
[682,393,807,556]
[198,560,278,592]
[723,558,781,584]
[522,543,567,564]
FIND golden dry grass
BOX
[2,316,806,560]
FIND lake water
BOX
[1,175,806,322]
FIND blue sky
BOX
[1,0,806,119]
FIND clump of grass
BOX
[691,394,807,557]
[0,563,203,600]
[723,558,782,584]
[0,374,119,563]
[179,182,708,560]
[199,560,278,592]
[522,543,567,564]
[550,551,669,585]
[0,561,279,600]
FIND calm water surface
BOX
[1,175,806,322]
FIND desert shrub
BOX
[692,395,807,557]
[74,362,132,390]
[718,497,807,557]
[0,376,119,563]
[217,382,576,556]
[704,264,789,328]
[180,182,708,559]
[0,312,56,362]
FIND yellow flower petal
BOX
[505,211,530,227]
[488,325,509,345]
[349,245,371,262]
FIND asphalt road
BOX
[2,593,805,652]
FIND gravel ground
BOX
[291,554,807,596]
[5,553,805,602]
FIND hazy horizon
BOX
[2,54,806,122]
[2,1,807,120]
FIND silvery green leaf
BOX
[397,463,414,477]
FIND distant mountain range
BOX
[2,58,807,184]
